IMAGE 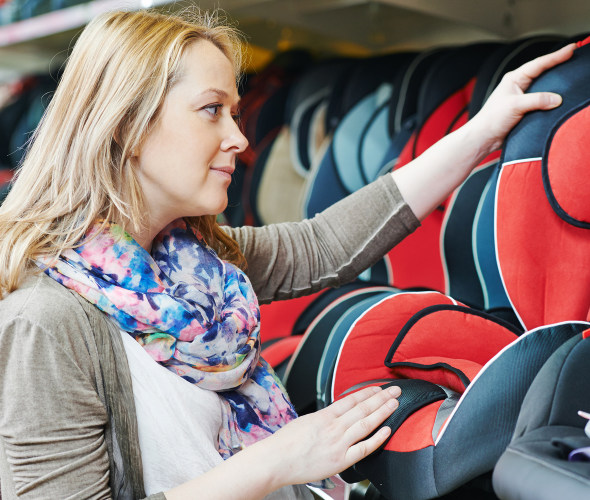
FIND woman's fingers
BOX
[513,91,562,113]
[326,385,385,417]
[341,389,399,445]
[337,385,401,427]
[344,425,392,466]
[509,43,576,89]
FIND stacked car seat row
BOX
[248,36,590,499]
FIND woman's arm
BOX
[228,174,419,303]
[165,385,401,500]
[229,43,575,303]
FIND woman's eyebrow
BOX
[199,88,241,104]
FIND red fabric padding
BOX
[583,329,590,339]
[0,170,13,184]
[262,335,303,368]
[386,79,476,292]
[497,160,590,329]
[389,357,483,393]
[332,292,457,400]
[546,105,590,223]
[259,290,325,342]
[385,400,444,452]
[388,309,518,367]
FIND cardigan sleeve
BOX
[226,173,420,303]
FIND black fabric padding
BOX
[391,49,448,134]
[541,98,590,229]
[432,323,585,495]
[294,99,322,171]
[486,307,523,331]
[550,434,590,459]
[354,447,437,499]
[374,379,446,449]
[512,334,590,437]
[386,54,418,138]
[384,304,522,366]
[502,42,590,164]
[415,43,500,128]
[493,427,590,500]
[253,83,291,146]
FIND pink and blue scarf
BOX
[39,219,297,458]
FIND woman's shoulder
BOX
[0,271,103,341]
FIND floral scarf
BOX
[38,219,297,458]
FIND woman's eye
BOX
[203,104,222,117]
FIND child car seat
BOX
[303,52,415,220]
[492,333,590,500]
[443,37,563,312]
[327,36,590,499]
[384,43,499,293]
[495,35,590,330]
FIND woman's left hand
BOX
[470,42,576,154]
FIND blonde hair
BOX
[0,9,248,296]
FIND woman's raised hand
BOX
[264,385,401,487]
[470,42,576,154]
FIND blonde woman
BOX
[0,9,574,500]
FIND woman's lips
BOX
[210,166,234,181]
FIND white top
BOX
[121,331,313,500]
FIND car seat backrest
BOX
[496,36,590,330]
[442,38,564,312]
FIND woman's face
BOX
[136,40,248,231]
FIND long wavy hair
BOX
[0,9,248,297]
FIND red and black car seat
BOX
[443,37,563,313]
[282,285,398,414]
[495,35,590,330]
[328,36,590,499]
[384,43,499,293]
[260,282,386,380]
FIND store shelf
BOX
[1,0,590,82]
